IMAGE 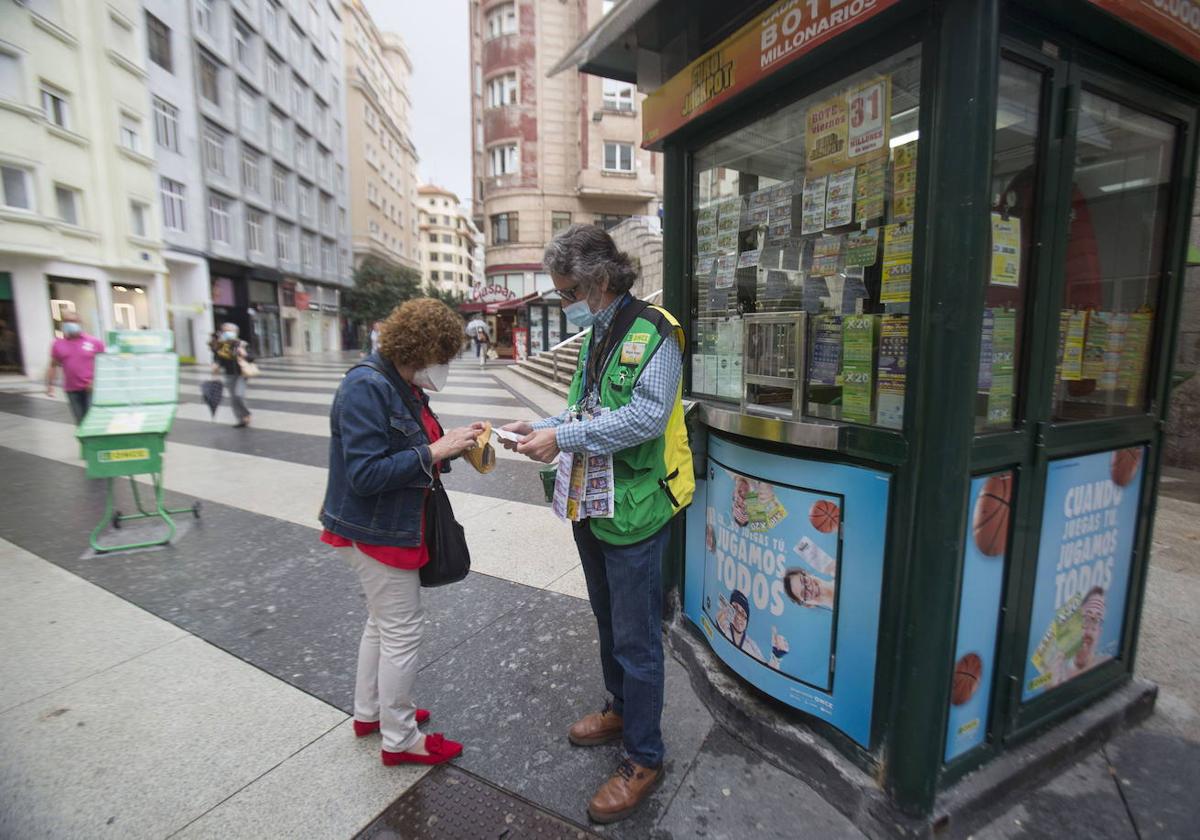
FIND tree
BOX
[341,257,423,325]
[424,282,465,308]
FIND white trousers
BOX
[340,546,425,752]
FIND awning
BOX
[489,291,541,314]
[547,0,658,81]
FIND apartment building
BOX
[468,0,662,297]
[143,0,352,360]
[0,0,168,378]
[417,184,481,300]
[343,0,420,274]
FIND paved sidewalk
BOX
[0,355,1197,838]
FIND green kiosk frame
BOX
[558,0,1198,830]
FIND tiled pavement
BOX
[0,353,1197,839]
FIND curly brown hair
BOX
[378,298,463,369]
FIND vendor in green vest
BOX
[502,224,693,825]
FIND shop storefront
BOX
[47,276,101,337]
[0,273,21,373]
[524,290,583,356]
[247,278,282,358]
[557,0,1198,828]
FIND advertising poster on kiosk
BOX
[703,465,842,691]
[1022,447,1146,702]
[944,471,1012,762]
[685,435,890,747]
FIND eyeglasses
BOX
[559,284,581,303]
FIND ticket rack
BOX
[76,331,199,552]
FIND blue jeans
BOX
[573,520,669,768]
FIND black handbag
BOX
[352,358,471,587]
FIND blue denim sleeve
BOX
[339,373,434,496]
[554,335,682,456]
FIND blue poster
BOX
[684,435,890,747]
[702,465,841,690]
[1022,447,1146,702]
[944,471,1012,762]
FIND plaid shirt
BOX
[532,294,683,456]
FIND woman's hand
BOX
[498,420,533,451]
[429,423,486,462]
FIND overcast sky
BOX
[362,1,472,205]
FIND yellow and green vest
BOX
[567,302,694,545]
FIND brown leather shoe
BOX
[587,757,662,824]
[568,703,623,746]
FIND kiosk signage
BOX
[1086,0,1200,61]
[1022,446,1147,701]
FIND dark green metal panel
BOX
[884,0,1001,815]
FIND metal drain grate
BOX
[357,766,599,840]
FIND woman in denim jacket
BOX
[320,298,484,766]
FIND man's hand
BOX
[516,427,559,463]
[429,423,486,462]
[499,420,533,452]
[45,386,54,397]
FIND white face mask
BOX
[413,362,450,392]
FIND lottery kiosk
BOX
[557,0,1198,829]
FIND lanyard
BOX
[583,294,632,400]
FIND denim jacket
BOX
[319,353,445,545]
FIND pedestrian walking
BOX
[501,224,694,824]
[319,298,485,767]
[474,323,490,367]
[45,312,105,424]
[369,320,382,355]
[211,322,253,428]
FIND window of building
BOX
[272,164,289,208]
[314,100,328,139]
[208,192,231,243]
[441,234,451,243]
[321,238,335,272]
[317,149,330,184]
[485,2,517,39]
[199,51,220,105]
[0,51,22,103]
[109,12,135,58]
[160,177,186,230]
[430,270,439,281]
[119,113,141,153]
[234,16,254,69]
[603,141,634,172]
[595,213,628,231]
[551,211,571,234]
[489,144,518,177]
[276,221,293,261]
[238,85,259,134]
[241,147,261,194]
[54,184,80,225]
[289,23,304,67]
[298,180,313,218]
[269,109,286,154]
[130,200,149,238]
[320,193,334,228]
[152,98,179,152]
[490,212,517,245]
[267,50,285,98]
[196,0,214,34]
[1,165,33,210]
[602,78,635,112]
[486,73,517,108]
[295,131,313,172]
[264,0,282,42]
[291,75,307,121]
[246,208,264,253]
[146,12,172,72]
[41,85,69,129]
[202,123,227,176]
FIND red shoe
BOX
[381,733,463,766]
[354,709,430,737]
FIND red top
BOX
[321,385,441,570]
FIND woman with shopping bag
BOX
[319,298,488,767]
[211,323,256,428]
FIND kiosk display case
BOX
[554,0,1198,828]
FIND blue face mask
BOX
[563,300,595,328]
[221,331,237,340]
[62,322,82,337]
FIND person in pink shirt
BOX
[45,312,105,424]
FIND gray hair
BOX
[543,224,638,297]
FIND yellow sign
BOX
[98,448,151,463]
[990,213,1021,287]
[805,96,848,176]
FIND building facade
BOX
[468,0,662,297]
[143,0,352,360]
[1,0,168,379]
[343,0,420,274]
[418,184,481,300]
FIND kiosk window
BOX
[689,47,921,429]
[976,59,1045,432]
[1052,92,1175,421]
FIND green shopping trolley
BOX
[76,330,199,552]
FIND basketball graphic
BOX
[972,472,1012,558]
[809,500,840,534]
[1110,447,1141,487]
[951,652,984,706]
